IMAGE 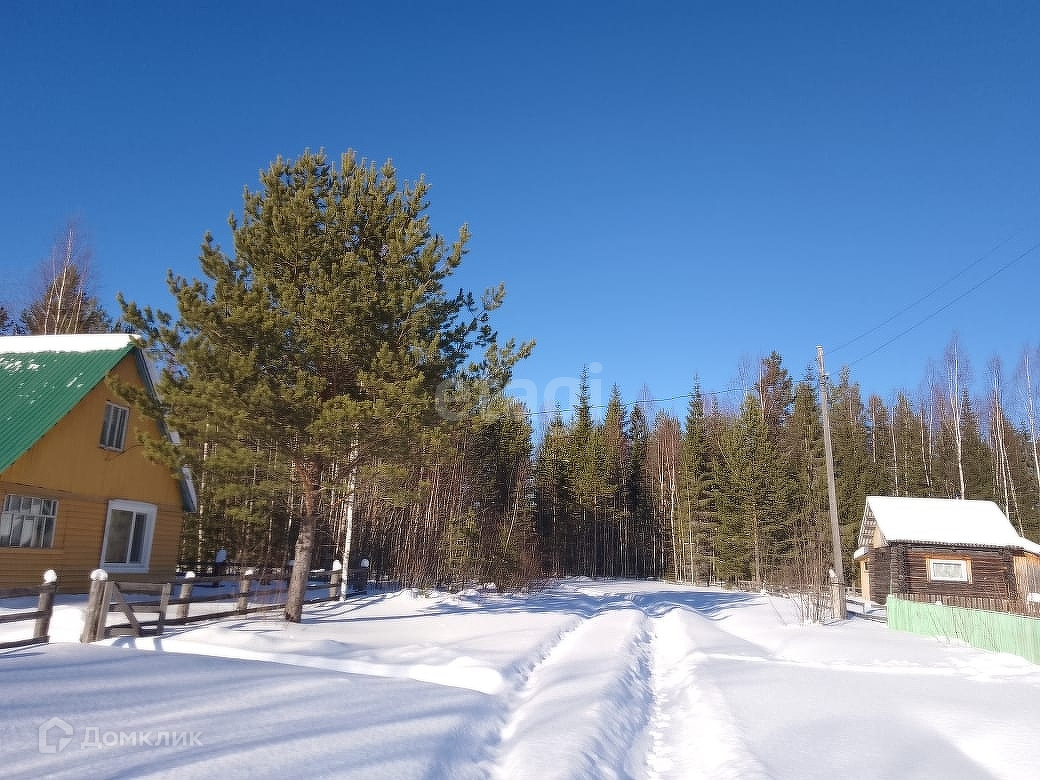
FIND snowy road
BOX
[3,580,1040,779]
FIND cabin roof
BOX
[0,334,196,512]
[859,496,1040,555]
[0,334,137,473]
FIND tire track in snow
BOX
[642,607,773,780]
[488,604,653,780]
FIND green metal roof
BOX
[0,335,136,474]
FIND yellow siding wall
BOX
[0,353,187,592]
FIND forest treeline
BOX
[7,164,1040,602]
[528,345,1040,590]
[133,341,1040,593]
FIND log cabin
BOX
[855,496,1040,612]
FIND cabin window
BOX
[0,494,58,548]
[100,402,129,451]
[928,558,970,583]
[101,500,156,572]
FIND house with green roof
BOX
[1,333,195,592]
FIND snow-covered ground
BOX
[2,579,1039,779]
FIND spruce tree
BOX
[627,403,653,576]
[957,390,994,500]
[714,355,795,586]
[0,305,16,335]
[788,375,828,588]
[566,367,609,574]
[867,394,896,496]
[119,150,532,621]
[827,369,882,574]
[892,392,930,496]
[601,385,629,576]
[714,395,766,582]
[534,409,572,574]
[677,384,717,583]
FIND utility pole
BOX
[817,346,847,619]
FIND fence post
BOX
[236,570,253,615]
[360,558,370,592]
[330,561,342,600]
[33,569,58,641]
[177,571,195,620]
[80,569,109,643]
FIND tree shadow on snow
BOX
[296,580,763,627]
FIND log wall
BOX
[867,542,1018,605]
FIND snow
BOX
[0,333,137,353]
[2,579,1040,779]
[862,495,1040,552]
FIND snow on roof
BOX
[861,496,1040,553]
[0,333,138,353]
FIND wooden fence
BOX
[0,573,58,650]
[80,565,369,643]
[892,591,1027,614]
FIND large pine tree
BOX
[120,150,532,621]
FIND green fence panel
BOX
[886,596,1040,664]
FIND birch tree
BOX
[1017,347,1040,532]
[21,219,112,334]
[942,335,971,498]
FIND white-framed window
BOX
[100,402,129,451]
[928,558,970,583]
[0,494,58,548]
[100,500,156,573]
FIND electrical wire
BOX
[519,219,1040,420]
[843,237,1040,369]
[831,223,1035,355]
[520,386,746,419]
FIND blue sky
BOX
[3,2,1039,422]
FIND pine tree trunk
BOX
[285,464,320,623]
[285,512,315,622]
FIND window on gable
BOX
[0,494,58,548]
[928,558,970,582]
[100,402,129,451]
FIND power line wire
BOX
[522,220,1040,421]
[831,224,1032,355]
[521,386,747,419]
[844,237,1040,369]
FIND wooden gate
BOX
[81,579,172,642]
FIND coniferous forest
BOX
[5,153,1040,607]
[163,336,1040,598]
